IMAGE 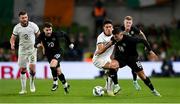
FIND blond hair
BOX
[124,16,133,21]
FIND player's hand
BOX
[94,52,99,57]
[11,44,15,50]
[111,37,117,44]
[69,43,74,49]
[34,43,42,48]
[148,51,158,61]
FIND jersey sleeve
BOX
[133,26,147,41]
[12,25,19,36]
[127,36,152,52]
[56,31,71,46]
[31,22,39,34]
[63,32,71,46]
[35,33,42,47]
[140,39,152,52]
[96,35,104,45]
[56,31,66,37]
[133,26,140,34]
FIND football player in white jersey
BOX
[92,19,120,96]
[10,10,40,94]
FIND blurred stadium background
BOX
[0,0,180,103]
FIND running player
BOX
[10,10,40,94]
[111,27,161,96]
[34,22,73,94]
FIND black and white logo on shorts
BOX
[54,54,61,59]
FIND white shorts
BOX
[92,56,111,69]
[18,50,37,68]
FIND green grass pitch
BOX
[0,78,180,103]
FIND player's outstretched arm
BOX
[57,31,74,49]
[10,34,16,50]
[137,37,159,61]
[129,36,159,61]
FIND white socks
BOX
[20,73,26,91]
[63,82,68,88]
[53,80,58,85]
[30,75,36,92]
[106,77,114,92]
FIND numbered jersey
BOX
[13,21,39,55]
[37,31,68,56]
[114,35,151,61]
[36,31,71,62]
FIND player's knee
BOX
[20,67,26,73]
[137,70,146,80]
[110,65,118,70]
[29,64,35,71]
[50,64,56,68]
[50,59,58,67]
[50,62,57,68]
[57,68,62,75]
[21,71,26,74]
[111,60,119,69]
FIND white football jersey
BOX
[93,32,114,59]
[13,21,39,55]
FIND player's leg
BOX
[49,59,59,91]
[47,55,58,91]
[19,67,27,94]
[93,58,118,96]
[108,69,121,94]
[103,59,119,70]
[105,59,121,94]
[56,66,70,94]
[105,75,114,96]
[132,70,137,81]
[50,58,70,94]
[29,63,36,92]
[103,59,120,95]
[130,61,161,96]
[136,70,161,96]
[28,51,37,92]
[50,66,58,91]
[18,55,27,94]
[131,70,141,91]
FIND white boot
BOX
[133,80,141,91]
[114,84,121,95]
[30,75,36,92]
[19,74,27,94]
[152,89,161,97]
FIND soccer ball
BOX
[93,86,105,96]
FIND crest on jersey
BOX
[122,43,126,47]
[130,31,134,35]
